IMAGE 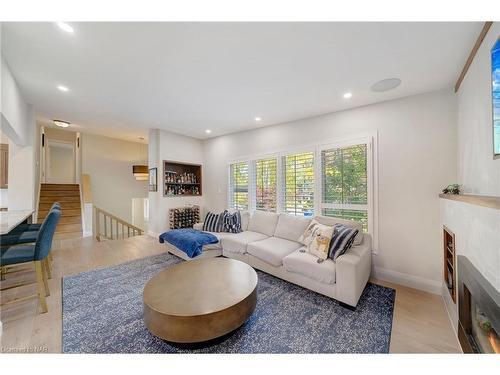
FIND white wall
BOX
[148,129,205,236]
[457,22,500,196]
[82,133,148,225]
[441,23,500,331]
[203,89,458,291]
[1,55,30,145]
[1,54,36,210]
[0,188,7,208]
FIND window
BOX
[253,157,277,212]
[282,152,315,216]
[229,162,249,210]
[321,143,369,231]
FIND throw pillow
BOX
[202,211,226,232]
[328,223,359,261]
[222,210,242,233]
[300,220,334,260]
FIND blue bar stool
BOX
[0,208,61,313]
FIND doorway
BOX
[45,140,76,183]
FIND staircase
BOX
[38,183,82,234]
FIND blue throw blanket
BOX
[159,229,219,258]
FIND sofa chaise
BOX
[164,210,372,308]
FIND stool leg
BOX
[41,260,50,297]
[35,261,48,313]
[43,258,52,279]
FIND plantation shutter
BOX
[281,152,315,216]
[229,162,249,210]
[253,157,277,212]
[321,143,368,231]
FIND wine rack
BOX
[163,160,202,197]
[169,206,200,229]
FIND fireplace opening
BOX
[458,256,500,354]
[470,290,500,353]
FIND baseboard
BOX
[372,266,442,295]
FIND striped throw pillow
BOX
[222,210,242,233]
[202,211,226,232]
[328,223,359,261]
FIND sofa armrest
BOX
[193,222,204,231]
[335,239,372,307]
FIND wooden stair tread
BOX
[41,184,79,189]
[38,216,81,225]
[38,208,81,217]
[55,223,82,233]
[39,202,81,209]
[40,196,80,202]
[40,190,80,197]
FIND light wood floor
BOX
[0,234,461,353]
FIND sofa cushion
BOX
[313,215,364,246]
[221,231,268,254]
[202,231,235,250]
[299,219,334,260]
[283,248,336,284]
[247,237,302,267]
[247,211,280,236]
[274,214,312,242]
[239,210,251,231]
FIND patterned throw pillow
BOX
[222,210,242,233]
[299,219,334,261]
[202,211,225,232]
[328,224,359,261]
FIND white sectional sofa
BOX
[165,210,372,308]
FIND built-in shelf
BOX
[163,160,202,197]
[443,225,456,304]
[439,193,500,211]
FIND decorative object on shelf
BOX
[442,184,460,195]
[163,160,202,197]
[491,36,500,158]
[169,205,200,229]
[133,165,148,181]
[149,167,157,192]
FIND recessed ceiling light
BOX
[53,120,70,128]
[343,92,353,99]
[205,129,212,134]
[57,85,69,92]
[371,78,401,92]
[56,22,74,33]
[254,117,262,122]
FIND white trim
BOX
[372,265,443,295]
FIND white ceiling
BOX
[2,22,482,141]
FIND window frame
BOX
[316,134,378,253]
[227,132,378,253]
[228,161,250,211]
[252,156,279,212]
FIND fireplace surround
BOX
[458,255,500,353]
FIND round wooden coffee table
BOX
[143,257,258,343]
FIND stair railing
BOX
[94,206,143,241]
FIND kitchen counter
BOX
[0,210,34,235]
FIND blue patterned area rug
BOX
[62,253,395,353]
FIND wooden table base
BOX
[143,258,258,343]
